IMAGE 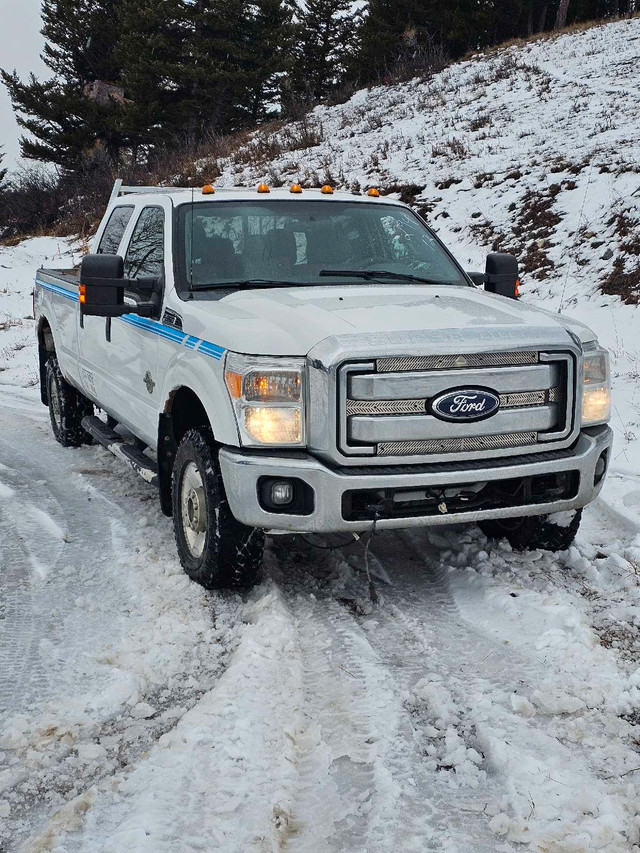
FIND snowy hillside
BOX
[214,17,640,472]
[1,18,640,853]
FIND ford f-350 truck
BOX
[34,181,612,588]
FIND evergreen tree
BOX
[0,147,7,187]
[115,0,188,151]
[288,0,358,105]
[117,0,292,147]
[1,0,126,169]
[245,0,295,123]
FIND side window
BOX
[97,206,134,255]
[124,207,165,286]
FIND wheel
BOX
[45,357,93,447]
[479,509,583,552]
[171,427,264,589]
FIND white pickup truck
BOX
[35,181,612,588]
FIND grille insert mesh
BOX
[378,432,538,456]
[377,351,539,372]
[346,399,426,416]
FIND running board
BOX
[81,416,158,487]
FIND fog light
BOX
[594,450,608,485]
[271,481,294,506]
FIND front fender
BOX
[158,347,239,446]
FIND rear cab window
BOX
[97,206,134,255]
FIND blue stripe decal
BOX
[35,278,226,361]
[37,279,79,302]
[197,341,225,360]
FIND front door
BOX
[104,205,166,447]
[77,204,135,411]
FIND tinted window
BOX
[124,207,165,281]
[177,201,467,290]
[97,206,134,255]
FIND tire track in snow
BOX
[370,528,635,849]
[267,537,502,852]
[268,528,636,850]
[0,401,242,853]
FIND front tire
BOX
[45,357,93,447]
[171,428,264,589]
[479,509,582,552]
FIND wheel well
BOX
[158,387,212,516]
[38,318,56,405]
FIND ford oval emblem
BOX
[431,388,500,422]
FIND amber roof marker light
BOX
[290,183,303,194]
[257,182,270,193]
[367,187,380,197]
[321,185,334,194]
[201,184,215,195]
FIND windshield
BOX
[177,200,468,290]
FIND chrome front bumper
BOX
[218,427,612,533]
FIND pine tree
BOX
[1,0,126,169]
[117,0,291,147]
[0,147,7,187]
[245,0,295,123]
[288,0,358,105]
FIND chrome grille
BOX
[499,388,565,408]
[377,351,539,372]
[346,388,561,416]
[346,399,426,416]
[337,350,575,460]
[378,432,538,456]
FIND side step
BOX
[82,416,158,487]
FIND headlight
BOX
[581,346,611,426]
[225,353,305,446]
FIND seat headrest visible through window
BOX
[305,223,342,266]
[264,229,297,265]
[190,219,241,283]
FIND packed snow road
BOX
[1,391,639,852]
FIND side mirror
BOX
[484,252,520,300]
[79,254,155,317]
[466,271,487,287]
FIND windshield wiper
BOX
[319,269,444,284]
[189,279,298,291]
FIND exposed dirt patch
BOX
[601,259,640,304]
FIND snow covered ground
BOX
[1,18,640,853]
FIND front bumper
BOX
[218,426,612,533]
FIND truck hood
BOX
[187,284,597,356]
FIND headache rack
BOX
[109,179,247,201]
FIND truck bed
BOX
[38,268,80,286]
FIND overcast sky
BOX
[0,0,46,172]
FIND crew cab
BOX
[34,181,613,588]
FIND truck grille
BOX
[378,432,538,456]
[377,351,539,372]
[337,350,575,460]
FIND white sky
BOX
[0,0,46,172]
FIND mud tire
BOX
[45,357,93,447]
[171,427,264,589]
[479,509,583,552]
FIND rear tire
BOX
[45,357,93,447]
[479,509,582,552]
[171,427,264,589]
